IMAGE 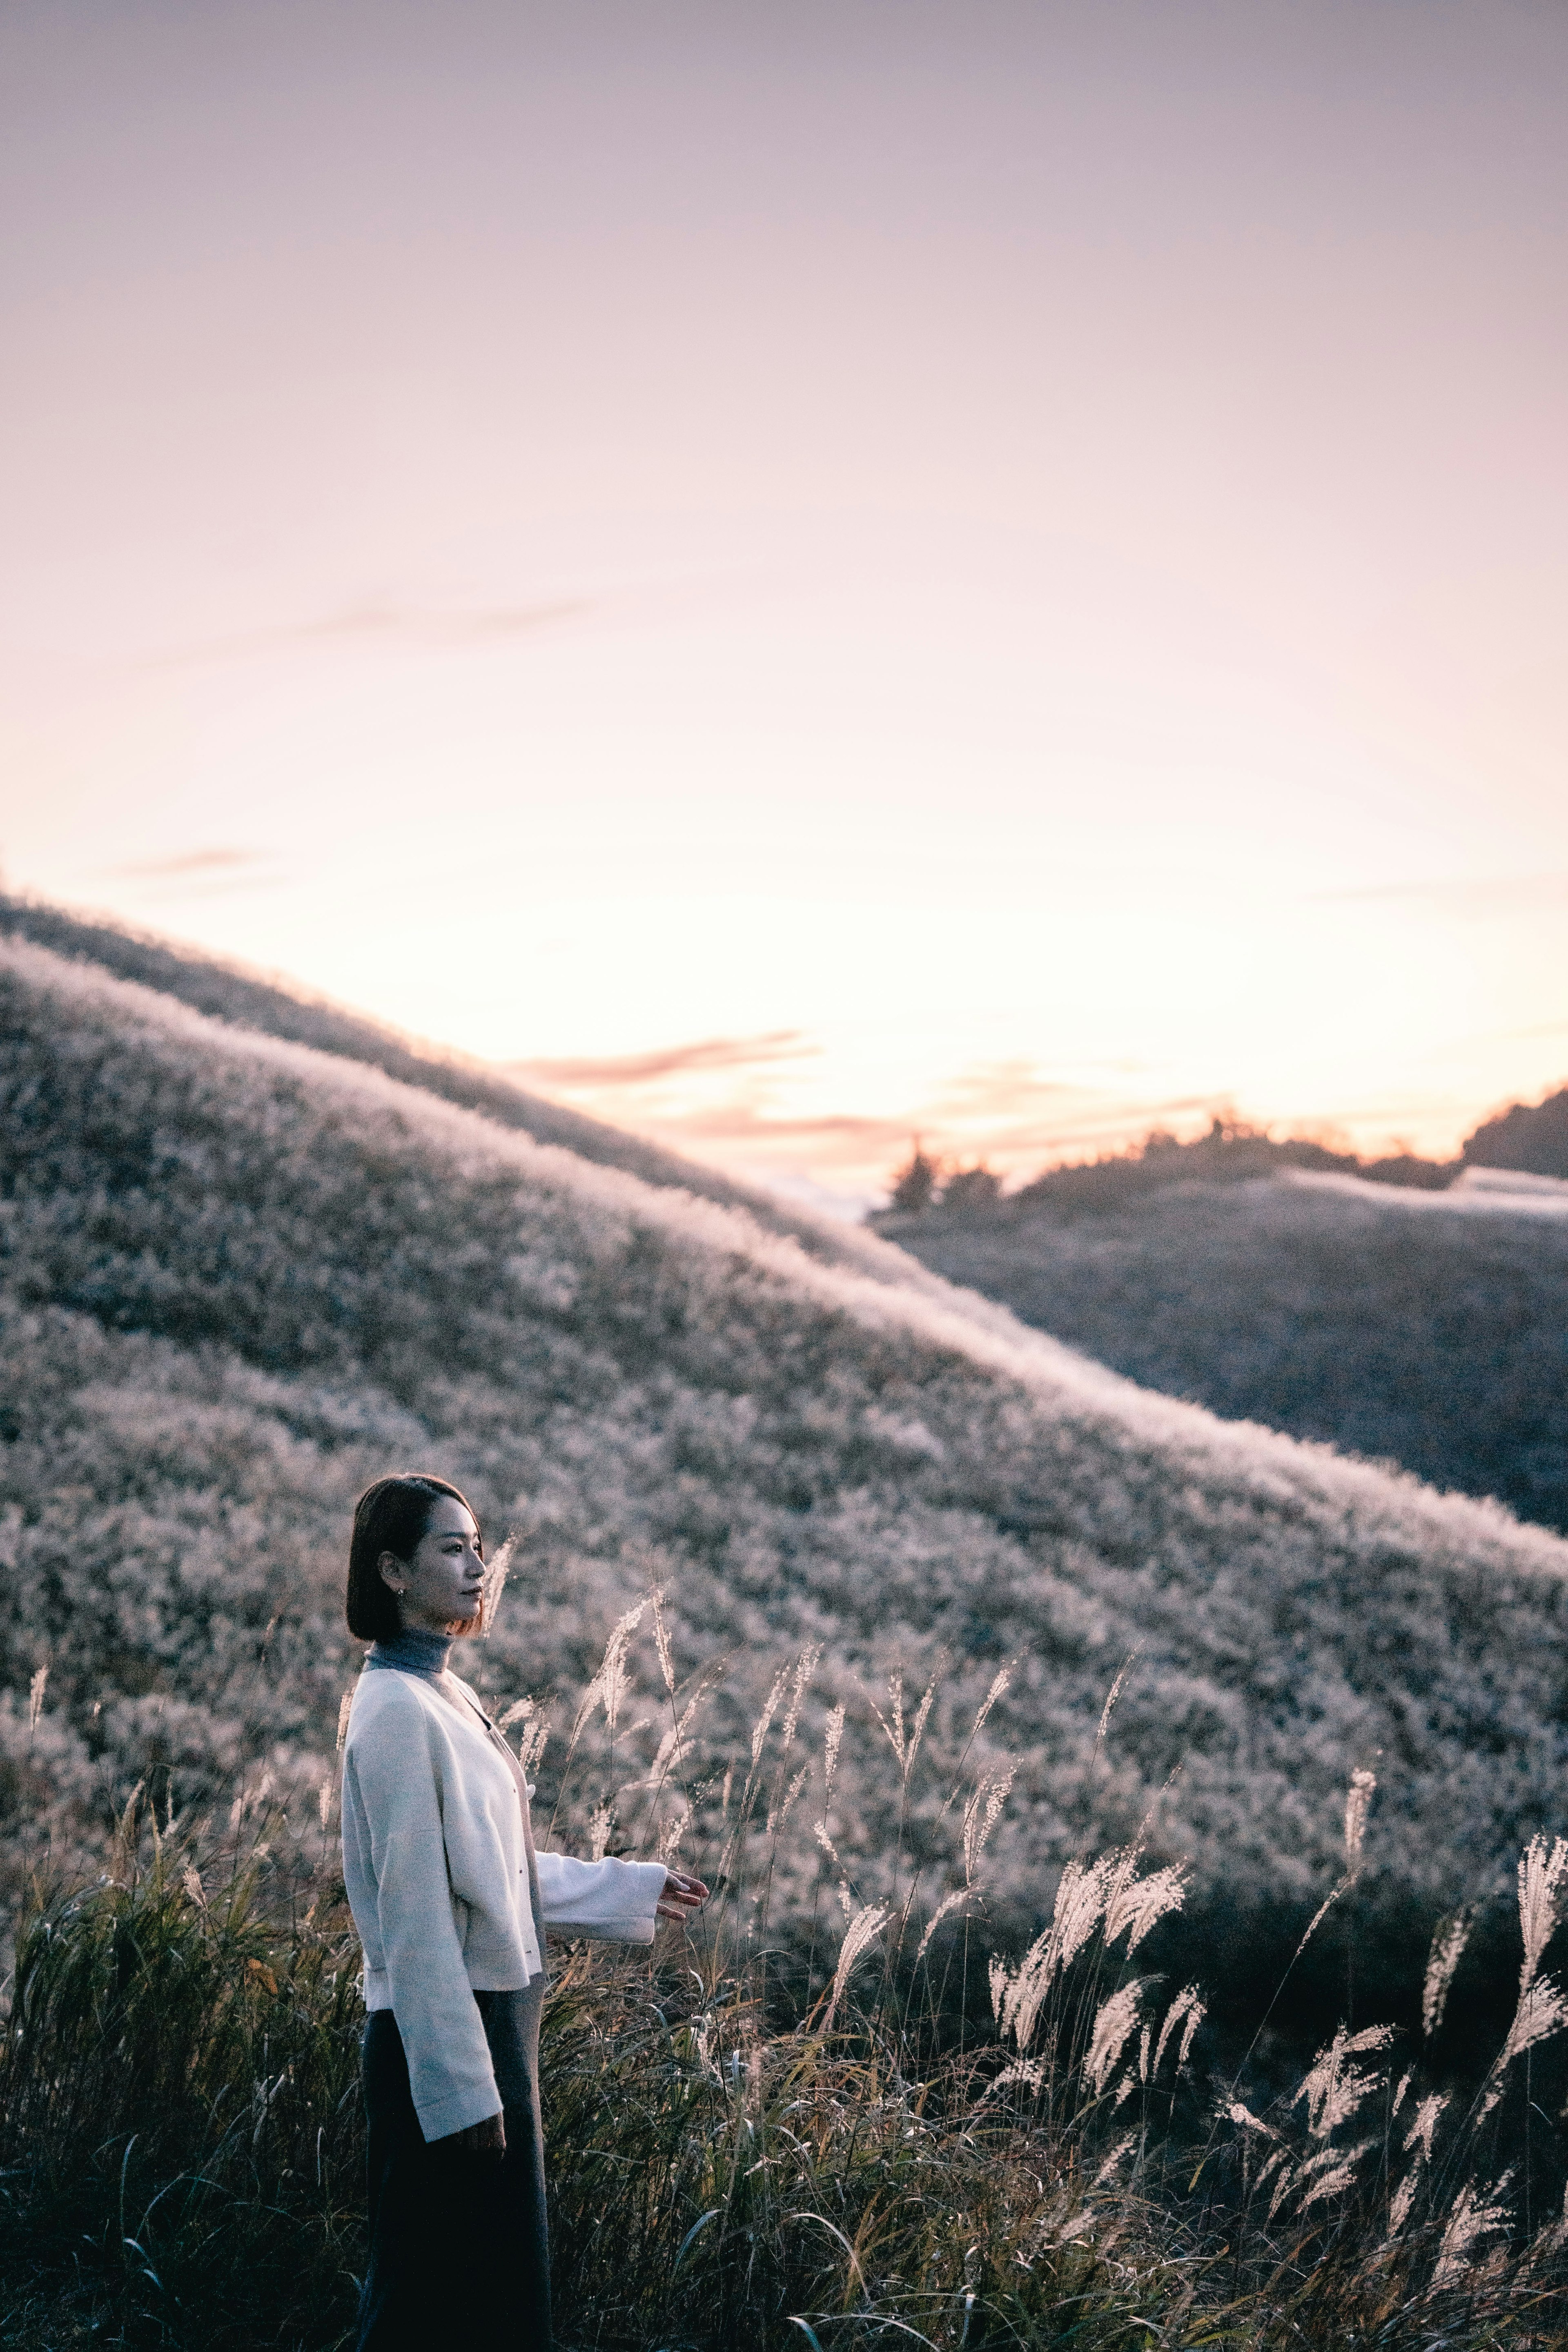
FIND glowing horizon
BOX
[3,1,1566,1215]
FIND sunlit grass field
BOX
[5,1630,1568,2349]
[3,918,1568,2342]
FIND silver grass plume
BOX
[1267,2156,1300,2222]
[1386,2172,1419,2240]
[1294,2024,1394,2141]
[336,1691,354,1753]
[1423,1909,1472,2040]
[478,1530,518,1637]
[1295,2140,1374,2215]
[873,1663,939,1786]
[991,1920,1062,2055]
[1287,1881,1344,1971]
[1051,1853,1117,1972]
[518,1709,551,1777]
[1103,1849,1189,1953]
[766,1761,811,1840]
[1432,2174,1514,2292]
[1091,2133,1137,2189]
[914,1886,973,1965]
[641,1659,724,1799]
[571,1601,647,1743]
[989,1851,1136,2046]
[1517,1833,1568,1996]
[970,1664,1012,1745]
[1226,2100,1278,2139]
[1404,2090,1448,2162]
[658,1801,690,1863]
[984,2056,1045,2100]
[1087,1981,1146,2097]
[1497,1974,1568,2071]
[599,1606,643,1735]
[1153,1984,1205,2078]
[748,1661,792,1770]
[1343,1766,1376,1879]
[823,1901,890,2028]
[821,1702,846,1800]
[962,1763,1015,1884]
[649,1585,677,1697]
[873,1671,906,1771]
[503,1703,557,1768]
[779,1644,822,1755]
[27,1664,47,1733]
[1476,1837,1568,2114]
[1095,1651,1138,1746]
[812,1702,848,1865]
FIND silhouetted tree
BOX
[942,1164,1002,1216]
[888,1141,941,1214]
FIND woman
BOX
[341,1472,707,2350]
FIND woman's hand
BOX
[438,2111,506,2161]
[656,1866,710,1924]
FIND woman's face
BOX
[379,1495,485,1635]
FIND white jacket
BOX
[343,1666,666,2140]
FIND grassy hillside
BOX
[4,931,1568,2036]
[8,928,1568,2344]
[0,889,939,1288]
[882,1169,1568,1536]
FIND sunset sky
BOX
[3,0,1566,1212]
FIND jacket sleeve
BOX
[347,1701,500,2141]
[535,1850,668,1942]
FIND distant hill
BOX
[1465,1082,1568,1178]
[888,1094,1568,1228]
[879,1163,1568,1535]
[5,926,1568,2036]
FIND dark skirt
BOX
[356,1982,552,2350]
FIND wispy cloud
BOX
[508,1031,816,1089]
[99,847,289,902]
[525,1055,1238,1191]
[149,599,592,670]
[107,848,265,880]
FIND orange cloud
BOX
[508,1031,816,1088]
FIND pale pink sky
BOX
[3,1,1566,1212]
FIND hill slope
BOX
[4,933,1568,2016]
[882,1170,1568,1535]
[0,890,939,1289]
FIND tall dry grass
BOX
[4,1623,1567,2350]
[7,924,1568,2013]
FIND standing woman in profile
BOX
[341,1473,708,2350]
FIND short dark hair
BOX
[346,1473,480,1643]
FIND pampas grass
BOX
[4,1631,1568,2350]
